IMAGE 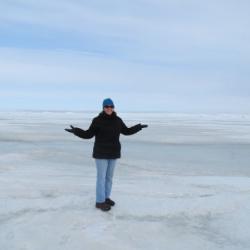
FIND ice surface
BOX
[0,111,250,250]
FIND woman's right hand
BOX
[64,125,75,133]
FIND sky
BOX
[0,0,249,113]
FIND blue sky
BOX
[0,0,249,112]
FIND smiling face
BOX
[103,105,114,115]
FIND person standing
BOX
[65,98,148,211]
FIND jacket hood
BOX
[98,111,117,120]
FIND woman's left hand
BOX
[139,123,148,129]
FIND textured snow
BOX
[0,111,250,250]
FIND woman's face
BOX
[103,106,114,115]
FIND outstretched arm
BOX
[65,119,97,139]
[120,119,148,136]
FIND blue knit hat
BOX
[102,98,114,108]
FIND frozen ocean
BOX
[0,111,250,250]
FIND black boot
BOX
[105,198,115,206]
[95,202,111,211]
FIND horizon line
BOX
[0,108,249,115]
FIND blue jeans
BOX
[95,159,117,203]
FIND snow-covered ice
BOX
[0,111,250,250]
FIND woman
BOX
[65,98,148,212]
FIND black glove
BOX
[138,123,148,129]
[64,125,76,133]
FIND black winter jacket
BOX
[72,111,142,159]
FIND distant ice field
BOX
[1,111,250,176]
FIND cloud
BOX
[1,0,249,55]
[0,0,249,112]
[0,46,236,91]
